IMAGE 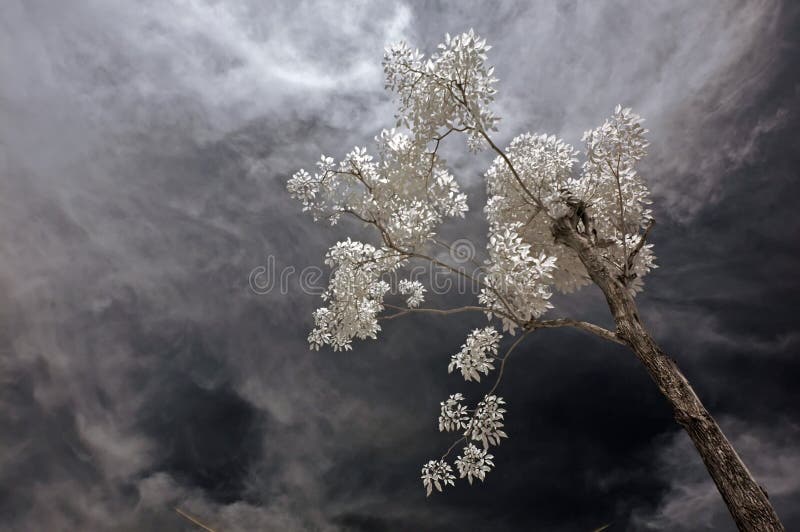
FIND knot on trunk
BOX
[551,215,578,245]
[673,406,710,428]
[551,196,599,250]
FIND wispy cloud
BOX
[0,1,797,530]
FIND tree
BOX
[286,30,784,531]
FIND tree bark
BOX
[552,216,784,532]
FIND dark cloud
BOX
[1,1,798,530]
[629,419,800,531]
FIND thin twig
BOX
[606,154,628,280]
[436,318,621,461]
[175,507,217,532]
[440,329,531,459]
[487,329,532,396]
[440,436,466,460]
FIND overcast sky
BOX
[1,1,798,530]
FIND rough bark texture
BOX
[552,214,784,532]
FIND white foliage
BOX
[479,221,558,332]
[580,105,657,293]
[448,327,501,382]
[398,279,426,308]
[438,393,470,432]
[288,30,660,495]
[288,129,468,249]
[308,239,403,351]
[485,133,591,299]
[455,444,495,484]
[465,395,508,449]
[421,459,456,496]
[383,29,499,148]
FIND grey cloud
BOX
[0,1,798,530]
[1,0,412,136]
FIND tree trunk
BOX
[552,217,784,532]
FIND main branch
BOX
[527,318,624,346]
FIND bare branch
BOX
[453,83,546,214]
[436,317,621,462]
[337,206,523,325]
[527,318,625,346]
[440,436,466,460]
[488,330,532,395]
[381,304,488,320]
[440,330,531,460]
[175,507,217,532]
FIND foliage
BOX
[288,29,655,495]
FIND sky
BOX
[1,1,798,530]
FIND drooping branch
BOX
[440,436,467,461]
[441,329,531,460]
[487,330,532,395]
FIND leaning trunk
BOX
[553,218,784,531]
[600,278,784,531]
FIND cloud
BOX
[0,1,797,530]
[1,0,412,137]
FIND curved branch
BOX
[440,436,466,461]
[450,83,547,215]
[487,329,532,395]
[437,316,619,461]
[440,329,531,460]
[477,128,544,211]
[175,508,217,532]
[381,304,492,321]
[337,207,523,325]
